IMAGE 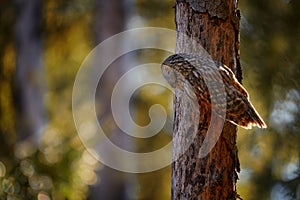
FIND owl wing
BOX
[218,64,267,129]
[190,60,228,121]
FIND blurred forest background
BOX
[0,0,299,199]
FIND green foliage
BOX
[0,0,96,199]
[136,0,175,28]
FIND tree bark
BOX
[14,0,45,142]
[172,0,241,199]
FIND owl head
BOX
[161,54,195,88]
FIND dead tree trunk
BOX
[90,0,134,199]
[172,0,241,199]
[14,0,45,142]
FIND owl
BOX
[161,53,267,129]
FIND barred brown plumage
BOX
[161,53,267,129]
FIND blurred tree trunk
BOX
[172,0,241,199]
[90,0,134,199]
[14,0,45,142]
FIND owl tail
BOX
[233,101,267,129]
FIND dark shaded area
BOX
[238,0,300,199]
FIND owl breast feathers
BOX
[161,53,267,129]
